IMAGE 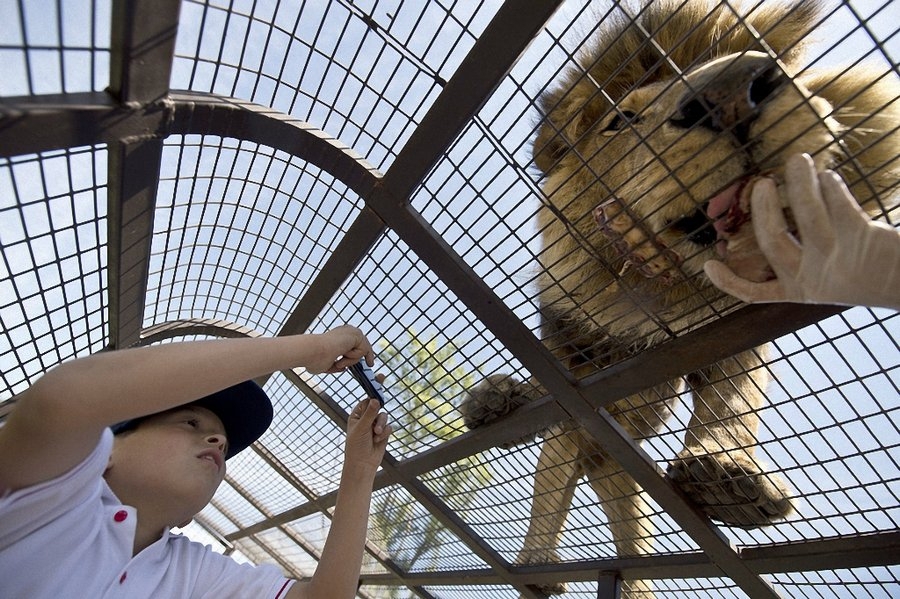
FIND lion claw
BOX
[594,197,683,285]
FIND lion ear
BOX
[532,79,607,174]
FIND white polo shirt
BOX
[0,428,295,598]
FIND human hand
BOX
[704,154,900,309]
[345,387,391,474]
[304,325,375,374]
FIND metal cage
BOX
[1,1,898,598]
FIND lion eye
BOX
[604,110,639,132]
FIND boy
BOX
[0,324,391,598]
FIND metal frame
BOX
[1,1,898,598]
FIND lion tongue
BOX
[706,177,775,283]
[706,182,743,237]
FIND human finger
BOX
[327,345,374,374]
[782,154,833,253]
[704,260,787,303]
[818,170,872,230]
[373,411,388,436]
[357,398,381,424]
[348,398,370,422]
[750,178,802,279]
[373,422,392,446]
[328,355,360,373]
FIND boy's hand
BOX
[307,378,391,599]
[304,325,375,374]
[345,387,391,473]
[704,154,900,309]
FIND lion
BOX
[460,1,900,596]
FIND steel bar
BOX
[105,0,183,347]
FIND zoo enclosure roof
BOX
[1,1,898,598]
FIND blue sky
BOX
[1,1,899,596]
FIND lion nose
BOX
[669,53,786,145]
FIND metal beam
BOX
[106,0,183,348]
[356,530,900,588]
[579,303,845,407]
[167,92,382,199]
[375,0,566,203]
[0,92,169,158]
[597,572,622,599]
[0,92,381,193]
[109,0,182,104]
[106,139,165,348]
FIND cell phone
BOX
[349,359,386,407]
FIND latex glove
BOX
[704,154,900,310]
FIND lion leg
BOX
[583,459,655,599]
[516,428,582,596]
[668,346,794,527]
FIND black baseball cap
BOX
[110,380,273,460]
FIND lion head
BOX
[532,0,900,342]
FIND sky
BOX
[1,1,899,597]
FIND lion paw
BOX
[593,196,682,284]
[531,581,568,596]
[460,375,541,447]
[516,552,567,596]
[667,452,794,528]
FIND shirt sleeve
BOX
[171,535,296,599]
[0,427,112,548]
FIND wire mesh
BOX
[1,1,899,598]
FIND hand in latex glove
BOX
[704,154,900,310]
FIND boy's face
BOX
[106,406,229,524]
